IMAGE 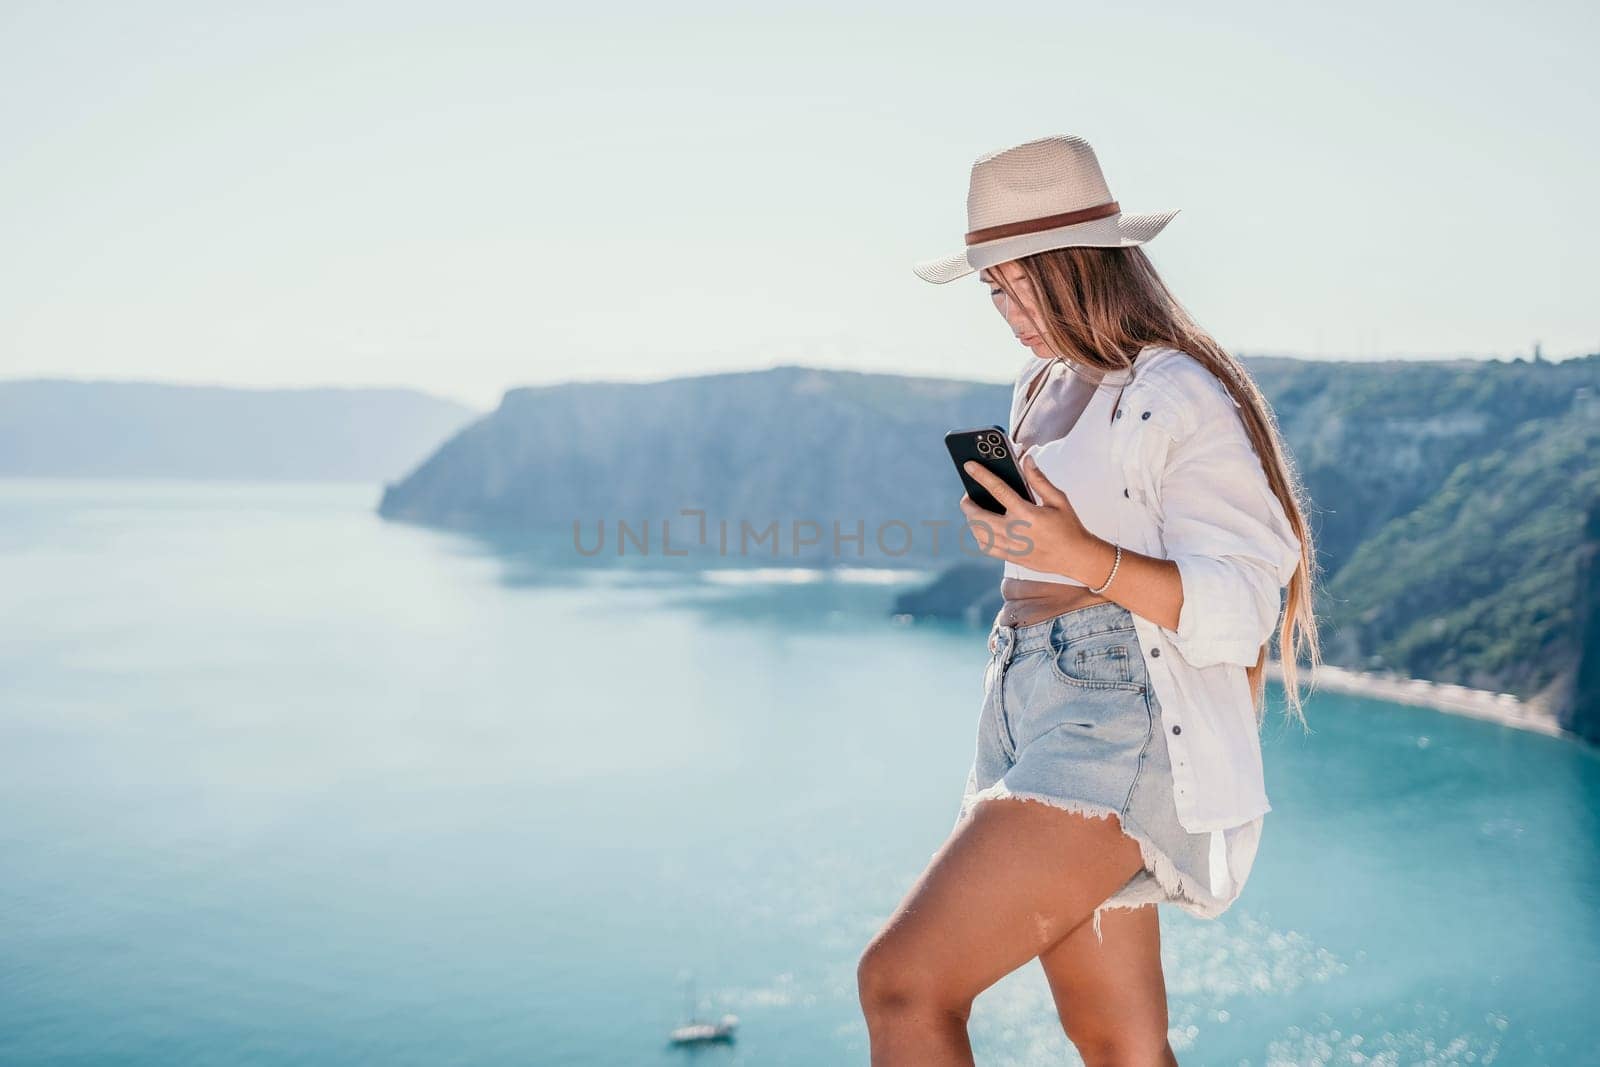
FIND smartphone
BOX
[945,425,1032,514]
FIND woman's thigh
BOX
[1037,903,1171,1057]
[860,795,1146,1010]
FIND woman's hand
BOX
[958,454,1096,580]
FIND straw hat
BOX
[913,134,1180,284]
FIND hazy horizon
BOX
[3,1,1595,408]
[8,347,1591,410]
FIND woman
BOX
[856,134,1321,1065]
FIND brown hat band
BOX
[964,200,1121,246]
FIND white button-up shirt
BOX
[1005,344,1303,902]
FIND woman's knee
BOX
[1060,1020,1173,1067]
[855,935,973,1023]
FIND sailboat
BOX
[668,974,738,1046]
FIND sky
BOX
[1,0,1595,408]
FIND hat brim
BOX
[912,208,1181,284]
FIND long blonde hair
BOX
[990,246,1322,728]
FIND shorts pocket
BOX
[1049,627,1146,692]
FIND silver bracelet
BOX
[1089,542,1122,595]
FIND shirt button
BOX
[1150,647,1161,657]
[1141,410,1152,419]
[1123,487,1130,498]
[1171,724,1182,735]
[1115,409,1124,419]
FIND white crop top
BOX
[1003,355,1133,585]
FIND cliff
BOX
[378,354,1600,725]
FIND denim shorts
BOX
[954,601,1241,942]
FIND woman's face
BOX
[978,261,1050,354]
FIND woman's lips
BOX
[1019,334,1041,345]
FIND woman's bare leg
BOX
[1038,903,1178,1065]
[856,795,1147,1066]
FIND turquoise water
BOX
[0,480,1595,1066]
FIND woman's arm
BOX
[1053,526,1185,633]
[947,454,1190,630]
[959,455,1184,631]
[961,390,1300,670]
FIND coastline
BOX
[1266,660,1570,739]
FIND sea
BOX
[1,480,1595,1066]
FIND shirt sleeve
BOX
[1156,384,1303,670]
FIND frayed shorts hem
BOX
[956,783,1227,945]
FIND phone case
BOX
[945,425,1033,514]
